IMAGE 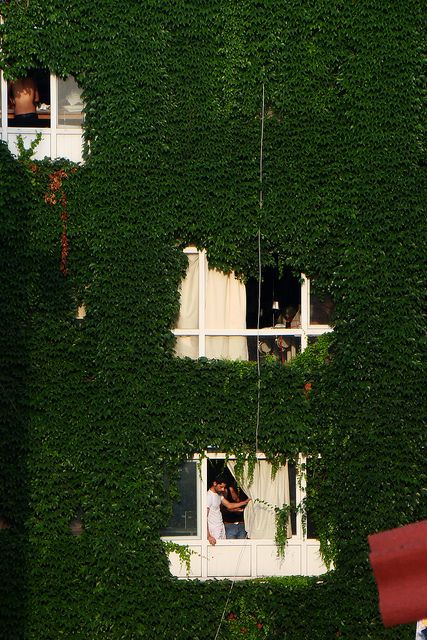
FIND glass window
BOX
[309,286,334,326]
[205,336,248,361]
[173,249,249,360]
[253,335,301,363]
[305,460,318,540]
[8,69,50,128]
[164,455,293,542]
[162,453,328,578]
[174,336,199,359]
[172,249,333,362]
[160,461,198,537]
[57,76,84,128]
[246,265,301,330]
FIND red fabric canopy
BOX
[368,519,427,627]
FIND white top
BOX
[207,489,225,539]
[416,620,427,639]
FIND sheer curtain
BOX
[174,253,199,358]
[205,267,248,360]
[227,460,292,539]
[174,252,248,360]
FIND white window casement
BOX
[161,452,327,579]
[172,247,334,362]
[1,70,84,162]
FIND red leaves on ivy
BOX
[304,382,313,397]
[44,169,70,276]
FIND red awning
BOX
[368,519,427,627]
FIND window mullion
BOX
[1,71,8,139]
[296,453,307,541]
[300,275,309,353]
[300,274,309,327]
[50,74,57,158]
[200,457,208,577]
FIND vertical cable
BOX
[259,83,265,210]
[255,230,261,453]
[256,83,265,453]
[214,85,266,640]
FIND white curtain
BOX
[205,267,248,360]
[227,460,292,539]
[174,253,199,358]
[174,252,248,360]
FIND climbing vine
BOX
[0,1,425,640]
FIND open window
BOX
[161,453,326,579]
[1,70,84,162]
[8,68,50,128]
[172,248,334,362]
[6,71,84,129]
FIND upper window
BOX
[172,248,334,362]
[8,69,50,128]
[4,70,83,130]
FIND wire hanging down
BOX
[255,83,265,453]
[213,84,266,640]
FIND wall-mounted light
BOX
[76,303,86,320]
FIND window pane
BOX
[306,459,318,539]
[57,76,84,128]
[8,69,50,128]
[206,267,246,330]
[160,461,198,537]
[248,335,301,363]
[310,293,334,326]
[246,265,301,330]
[288,463,297,535]
[174,336,198,359]
[205,336,248,360]
[173,253,199,330]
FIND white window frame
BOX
[162,451,327,579]
[1,71,83,161]
[172,247,333,359]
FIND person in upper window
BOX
[9,76,39,127]
[207,477,250,546]
[277,304,301,328]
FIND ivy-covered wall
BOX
[0,1,425,639]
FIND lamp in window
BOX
[272,299,280,327]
